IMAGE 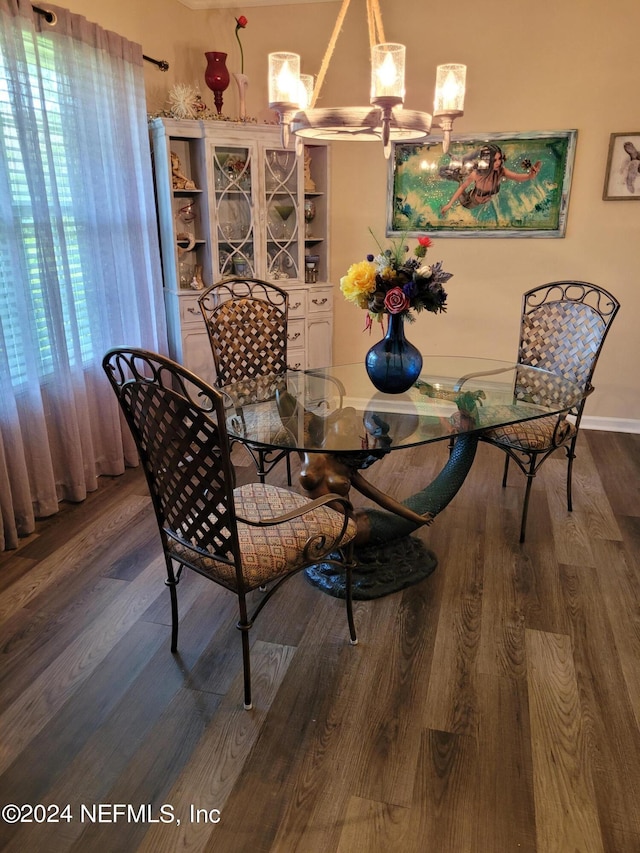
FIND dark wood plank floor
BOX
[0,430,638,852]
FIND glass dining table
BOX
[223,356,583,599]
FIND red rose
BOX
[384,287,410,314]
[236,15,248,28]
[418,236,433,248]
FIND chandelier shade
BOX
[370,43,405,102]
[298,74,315,110]
[268,52,301,107]
[434,64,467,114]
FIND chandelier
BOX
[268,0,466,157]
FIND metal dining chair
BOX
[480,281,620,542]
[102,348,357,710]
[198,278,293,484]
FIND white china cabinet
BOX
[149,118,333,385]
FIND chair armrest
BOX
[453,365,514,392]
[237,492,354,560]
[304,369,346,408]
[236,493,352,527]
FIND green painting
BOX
[387,131,577,238]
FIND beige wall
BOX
[63,0,640,424]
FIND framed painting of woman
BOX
[387,130,577,238]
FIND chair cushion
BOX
[225,374,285,406]
[167,483,356,591]
[228,405,296,448]
[483,414,576,451]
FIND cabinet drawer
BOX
[308,287,333,314]
[287,291,307,318]
[179,294,204,326]
[287,348,306,371]
[287,318,305,349]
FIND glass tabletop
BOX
[223,356,584,454]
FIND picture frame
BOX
[387,130,578,238]
[602,132,640,200]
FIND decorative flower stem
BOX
[235,15,247,74]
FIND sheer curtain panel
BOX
[0,1,167,550]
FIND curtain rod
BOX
[31,5,170,71]
[142,55,169,72]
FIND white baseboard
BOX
[581,416,640,434]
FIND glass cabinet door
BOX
[213,145,254,278]
[265,148,299,282]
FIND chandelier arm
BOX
[311,0,352,108]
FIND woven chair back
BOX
[103,349,241,569]
[514,281,620,408]
[199,278,289,388]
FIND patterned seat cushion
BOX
[226,374,285,406]
[483,414,575,451]
[167,483,356,591]
[227,405,296,448]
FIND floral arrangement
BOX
[235,15,248,74]
[340,230,453,326]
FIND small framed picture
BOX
[603,133,640,200]
[387,130,577,238]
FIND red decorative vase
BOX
[204,51,230,115]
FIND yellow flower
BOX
[339,261,377,309]
[379,265,396,282]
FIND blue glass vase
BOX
[365,313,423,394]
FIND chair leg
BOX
[256,449,291,485]
[240,628,252,710]
[165,560,179,653]
[237,596,253,710]
[519,462,536,544]
[565,437,578,512]
[344,544,357,645]
[501,454,510,487]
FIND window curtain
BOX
[0,1,167,551]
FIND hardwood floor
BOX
[0,430,639,852]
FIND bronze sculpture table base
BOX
[306,537,438,601]
[302,432,480,600]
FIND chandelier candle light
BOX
[268,0,466,157]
